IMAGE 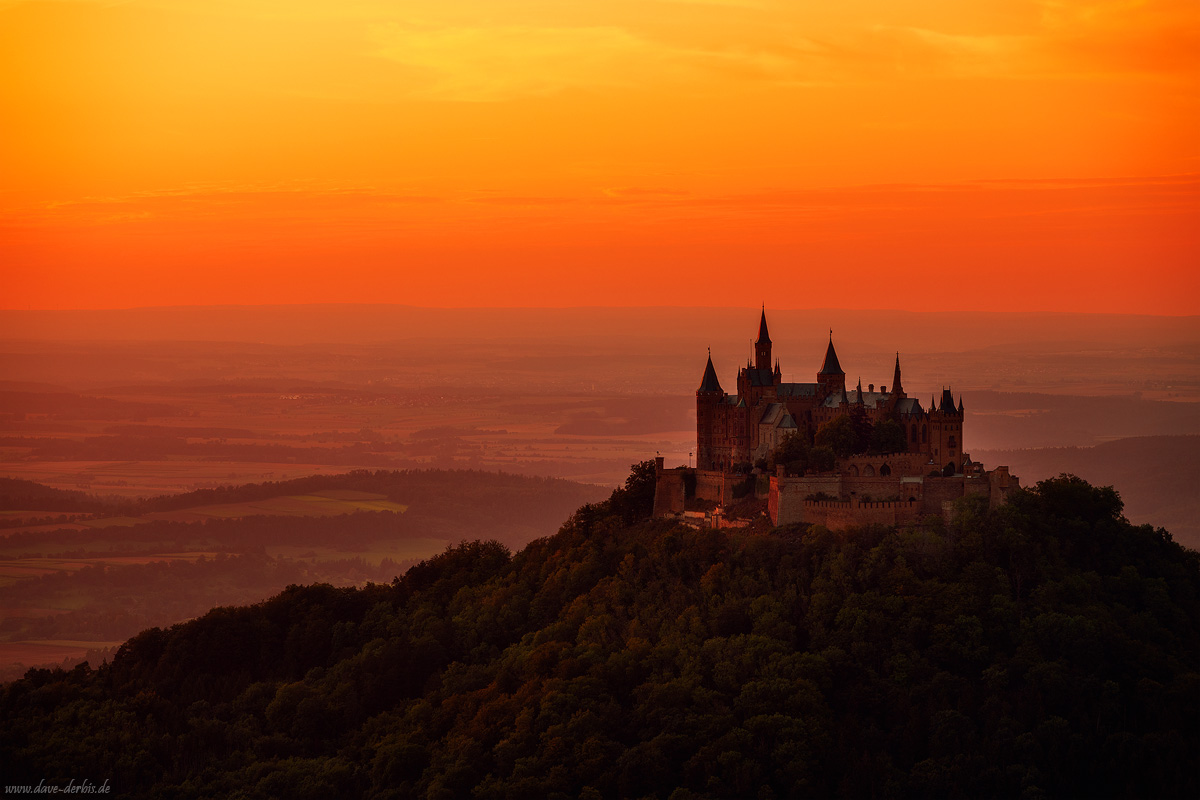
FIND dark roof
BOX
[756,307,771,345]
[743,368,775,387]
[819,337,844,375]
[896,397,923,415]
[777,382,817,397]
[699,356,723,393]
[940,388,956,412]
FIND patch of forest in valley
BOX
[1,471,1196,798]
[0,470,607,678]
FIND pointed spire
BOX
[855,377,864,404]
[819,333,844,375]
[699,351,723,393]
[756,304,771,345]
[892,352,903,395]
[958,395,964,413]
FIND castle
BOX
[653,309,1019,529]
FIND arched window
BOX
[948,435,956,449]
[911,425,918,442]
[880,463,891,476]
[847,464,859,477]
[921,425,927,443]
[863,464,875,477]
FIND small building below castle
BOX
[654,309,1020,530]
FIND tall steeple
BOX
[818,331,844,376]
[892,352,904,395]
[699,349,723,394]
[817,330,846,399]
[754,305,772,370]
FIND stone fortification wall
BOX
[695,470,734,507]
[651,458,686,517]
[989,466,1020,505]
[839,453,929,478]
[801,499,922,529]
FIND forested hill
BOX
[3,474,1198,798]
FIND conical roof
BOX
[699,354,723,393]
[892,353,903,394]
[819,335,844,375]
[756,306,771,345]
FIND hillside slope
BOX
[2,476,1197,798]
[974,435,1200,549]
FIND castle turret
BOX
[928,386,964,473]
[699,352,723,395]
[696,351,724,470]
[817,332,846,399]
[754,306,772,371]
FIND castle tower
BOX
[696,351,724,471]
[928,386,965,473]
[754,306,772,371]
[817,332,846,399]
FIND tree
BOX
[814,416,857,458]
[869,420,907,455]
[809,446,836,473]
[608,460,658,523]
[768,433,810,475]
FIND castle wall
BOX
[840,453,929,480]
[989,466,1019,505]
[768,466,1016,530]
[920,476,965,515]
[652,459,686,517]
[802,499,922,529]
[769,475,805,526]
[695,470,734,507]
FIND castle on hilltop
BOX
[653,309,1019,530]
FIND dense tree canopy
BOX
[2,475,1197,798]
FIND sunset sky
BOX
[2,0,1197,313]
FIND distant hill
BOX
[0,477,111,512]
[2,475,1197,798]
[0,470,611,679]
[975,435,1200,550]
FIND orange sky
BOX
[2,0,1197,313]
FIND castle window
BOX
[863,464,875,477]
[948,435,956,449]
[880,463,891,476]
[921,425,927,443]
[910,425,918,442]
